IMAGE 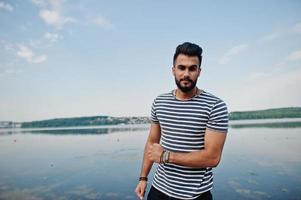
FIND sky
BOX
[0,0,301,122]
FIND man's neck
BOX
[175,87,198,100]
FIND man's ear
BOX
[198,67,201,77]
[172,66,175,76]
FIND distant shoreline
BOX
[0,107,300,129]
[229,107,301,120]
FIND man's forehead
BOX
[175,54,199,65]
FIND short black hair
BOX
[173,42,203,67]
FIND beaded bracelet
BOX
[160,150,166,163]
[163,151,170,163]
[160,150,170,163]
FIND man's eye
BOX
[189,68,197,71]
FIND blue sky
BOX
[0,0,301,121]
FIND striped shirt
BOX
[150,90,228,199]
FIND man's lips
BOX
[181,80,192,84]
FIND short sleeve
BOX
[150,99,159,123]
[207,100,228,133]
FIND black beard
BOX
[175,77,197,93]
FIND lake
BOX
[0,121,301,200]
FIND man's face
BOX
[172,54,201,93]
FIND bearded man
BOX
[135,42,228,200]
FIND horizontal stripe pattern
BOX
[150,90,228,199]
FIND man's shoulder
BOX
[154,91,173,101]
[201,90,226,104]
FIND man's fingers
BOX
[138,190,144,199]
[140,189,145,200]
[135,187,141,197]
[135,185,145,199]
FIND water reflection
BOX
[0,122,301,200]
[214,127,301,200]
[0,126,148,200]
[0,124,149,135]
[230,121,301,128]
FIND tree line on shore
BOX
[18,107,301,128]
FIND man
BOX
[135,42,228,200]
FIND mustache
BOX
[180,77,192,82]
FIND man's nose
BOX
[183,69,190,77]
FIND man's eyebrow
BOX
[177,64,198,68]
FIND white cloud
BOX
[32,0,74,29]
[48,0,61,9]
[32,0,61,9]
[218,44,248,65]
[40,9,74,28]
[33,55,47,63]
[17,45,34,60]
[0,1,13,12]
[93,16,113,29]
[16,45,47,64]
[261,32,281,41]
[44,32,60,42]
[293,22,301,34]
[227,67,301,111]
[260,22,301,43]
[287,50,301,61]
[31,0,46,7]
[0,68,23,77]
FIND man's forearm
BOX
[139,141,155,177]
[169,149,221,168]
[166,129,226,168]
[139,123,161,177]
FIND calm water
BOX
[0,122,301,200]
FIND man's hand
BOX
[135,181,147,200]
[148,143,164,163]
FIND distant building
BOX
[0,121,21,128]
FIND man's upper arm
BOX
[148,123,161,143]
[205,98,228,160]
[204,128,227,162]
